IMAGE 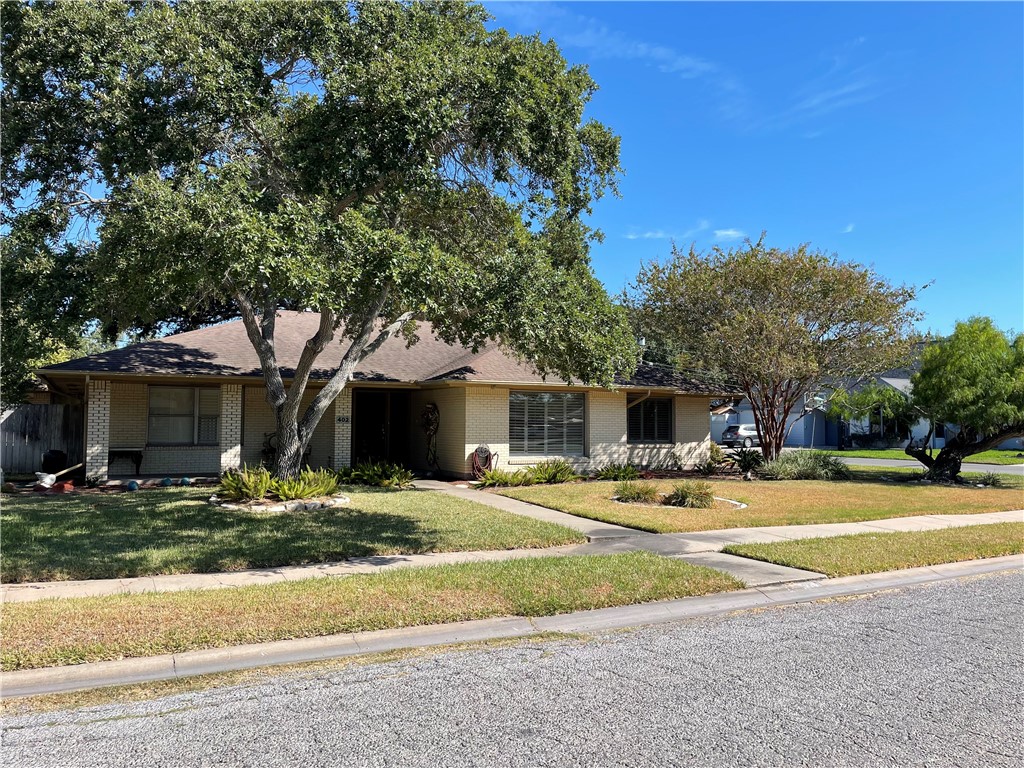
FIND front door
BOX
[351,389,410,465]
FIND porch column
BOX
[219,384,243,473]
[85,379,111,481]
[332,389,352,470]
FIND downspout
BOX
[626,390,652,409]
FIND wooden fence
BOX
[0,404,83,474]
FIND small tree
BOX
[827,381,918,447]
[631,235,920,460]
[3,1,637,477]
[906,317,1024,481]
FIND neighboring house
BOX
[37,311,736,480]
[711,399,840,449]
[846,374,946,449]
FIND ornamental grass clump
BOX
[477,468,535,488]
[527,459,580,484]
[593,463,641,481]
[758,451,851,481]
[663,480,714,508]
[219,465,274,501]
[614,480,658,504]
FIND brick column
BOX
[332,389,352,469]
[85,379,111,480]
[219,383,243,473]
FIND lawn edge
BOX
[4,555,1019,699]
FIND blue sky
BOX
[487,1,1024,335]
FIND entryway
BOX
[351,388,410,465]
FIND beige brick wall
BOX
[332,389,352,470]
[85,380,111,479]
[241,385,334,469]
[492,388,712,475]
[105,382,220,476]
[219,384,243,472]
[408,387,467,475]
[109,382,147,448]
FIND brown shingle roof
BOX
[41,311,736,395]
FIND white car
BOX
[721,424,761,448]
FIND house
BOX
[710,399,840,448]
[36,311,736,480]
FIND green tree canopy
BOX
[906,317,1024,479]
[630,234,920,459]
[2,0,637,475]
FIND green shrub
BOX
[527,459,580,484]
[615,480,659,504]
[349,460,415,489]
[977,472,1002,487]
[758,451,852,481]
[593,463,641,481]
[728,448,765,474]
[708,442,727,467]
[220,465,273,501]
[476,468,535,488]
[694,460,719,476]
[663,480,714,508]
[272,467,340,500]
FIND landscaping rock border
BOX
[209,494,350,513]
[610,494,748,510]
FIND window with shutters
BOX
[148,387,220,446]
[627,397,673,443]
[509,392,585,456]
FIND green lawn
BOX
[847,465,1024,490]
[825,448,1024,465]
[723,522,1024,577]
[0,486,584,583]
[0,552,742,671]
[499,477,1022,533]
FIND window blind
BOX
[627,397,672,443]
[509,392,585,456]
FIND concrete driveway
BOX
[5,571,1021,767]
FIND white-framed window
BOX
[148,386,220,446]
[628,397,673,444]
[509,391,585,456]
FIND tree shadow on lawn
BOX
[1,491,440,582]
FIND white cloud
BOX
[625,219,711,241]
[841,223,855,234]
[625,230,675,241]
[494,2,749,122]
[714,228,745,241]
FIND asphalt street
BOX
[4,571,1022,768]
[834,455,1024,476]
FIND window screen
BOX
[148,387,221,446]
[509,392,585,456]
[627,397,672,443]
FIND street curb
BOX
[2,555,1021,699]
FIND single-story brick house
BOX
[38,311,735,480]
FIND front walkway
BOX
[3,483,1020,603]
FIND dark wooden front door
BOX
[351,389,410,465]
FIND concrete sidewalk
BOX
[3,555,1019,699]
[414,479,640,538]
[3,502,1020,602]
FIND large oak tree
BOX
[630,235,920,460]
[2,0,637,476]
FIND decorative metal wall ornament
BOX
[420,403,440,470]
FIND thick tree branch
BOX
[233,288,286,408]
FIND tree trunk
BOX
[906,427,1023,483]
[272,411,309,479]
[920,448,968,483]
